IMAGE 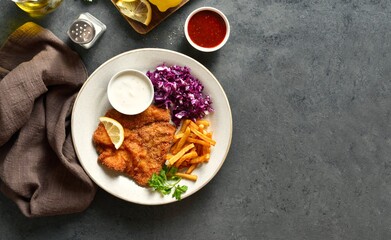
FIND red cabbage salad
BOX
[146,64,213,125]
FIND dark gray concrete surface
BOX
[1,0,391,239]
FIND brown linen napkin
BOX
[0,22,96,217]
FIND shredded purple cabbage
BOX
[146,64,213,125]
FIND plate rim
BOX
[71,48,232,205]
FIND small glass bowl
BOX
[184,7,230,52]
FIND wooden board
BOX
[111,0,190,34]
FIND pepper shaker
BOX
[67,12,106,49]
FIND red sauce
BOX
[188,10,227,48]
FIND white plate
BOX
[71,48,232,205]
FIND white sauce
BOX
[108,70,153,115]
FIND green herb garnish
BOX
[173,185,188,200]
[148,165,188,200]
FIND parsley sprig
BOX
[148,165,188,200]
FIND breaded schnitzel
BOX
[93,105,176,186]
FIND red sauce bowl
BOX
[184,7,230,52]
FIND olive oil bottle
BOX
[14,0,63,17]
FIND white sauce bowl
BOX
[107,69,154,115]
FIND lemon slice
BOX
[116,0,152,26]
[99,117,124,149]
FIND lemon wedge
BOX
[99,117,124,149]
[116,0,152,26]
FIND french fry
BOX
[178,119,191,133]
[174,150,198,168]
[172,127,191,154]
[186,164,198,174]
[196,120,210,127]
[170,140,179,153]
[187,137,211,146]
[190,154,210,164]
[175,172,198,181]
[165,153,174,160]
[174,132,184,140]
[195,144,203,155]
[202,144,210,155]
[189,121,200,130]
[189,127,216,146]
[167,143,195,166]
